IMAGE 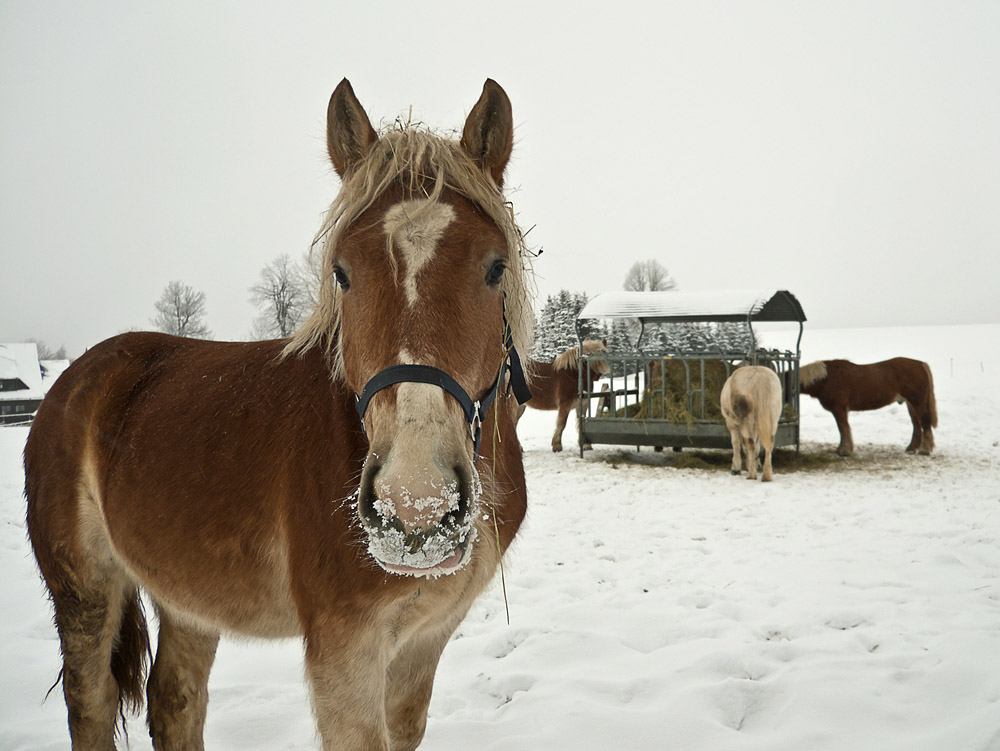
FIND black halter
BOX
[354,307,531,456]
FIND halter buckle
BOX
[354,395,366,436]
[470,401,482,442]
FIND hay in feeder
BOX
[618,357,733,425]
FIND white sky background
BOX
[2,1,998,357]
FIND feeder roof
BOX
[576,289,806,324]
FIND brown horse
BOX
[720,365,783,481]
[24,79,534,751]
[800,357,937,456]
[518,339,609,452]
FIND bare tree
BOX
[623,259,678,292]
[249,254,311,339]
[24,338,67,360]
[151,280,212,338]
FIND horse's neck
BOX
[532,360,556,378]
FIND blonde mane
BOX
[553,339,609,374]
[800,360,828,388]
[285,125,535,379]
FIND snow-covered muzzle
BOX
[357,455,483,578]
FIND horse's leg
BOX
[831,406,854,456]
[914,400,935,454]
[385,628,453,751]
[760,432,775,482]
[551,402,571,452]
[904,401,922,454]
[743,435,758,480]
[51,574,136,751]
[514,403,526,425]
[729,429,742,475]
[305,629,390,751]
[146,605,219,751]
[26,437,150,749]
[919,418,935,455]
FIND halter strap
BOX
[354,309,531,456]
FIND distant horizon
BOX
[8,318,997,363]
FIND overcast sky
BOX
[2,1,998,357]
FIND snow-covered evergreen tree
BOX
[712,322,755,354]
[605,318,634,352]
[533,290,591,361]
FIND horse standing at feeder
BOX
[720,365,783,482]
[518,339,610,452]
[24,79,534,751]
[800,357,937,456]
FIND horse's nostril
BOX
[357,459,382,529]
[443,463,473,526]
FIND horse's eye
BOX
[333,266,351,290]
[486,260,506,287]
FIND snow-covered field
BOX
[2,323,999,750]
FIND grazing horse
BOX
[800,357,937,456]
[24,79,534,751]
[720,365,783,482]
[518,339,609,452]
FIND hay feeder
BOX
[574,289,806,456]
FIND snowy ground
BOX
[2,324,999,750]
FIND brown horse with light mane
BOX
[720,365,783,481]
[24,79,534,751]
[800,357,937,456]
[518,339,609,452]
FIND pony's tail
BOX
[733,395,752,421]
[923,362,938,428]
[111,589,151,720]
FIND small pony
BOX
[720,365,783,481]
[24,79,533,751]
[800,357,937,456]
[518,339,610,452]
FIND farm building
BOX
[0,343,44,425]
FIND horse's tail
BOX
[111,589,151,718]
[923,361,938,428]
[733,395,752,421]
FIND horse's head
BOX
[296,79,531,578]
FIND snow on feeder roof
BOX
[576,289,806,324]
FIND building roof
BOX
[577,289,806,324]
[0,343,44,400]
[41,359,71,388]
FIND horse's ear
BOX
[461,79,513,187]
[327,79,378,178]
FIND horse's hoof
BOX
[731,469,741,476]
[918,449,931,456]
[551,445,562,453]
[905,447,917,454]
[582,444,593,451]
